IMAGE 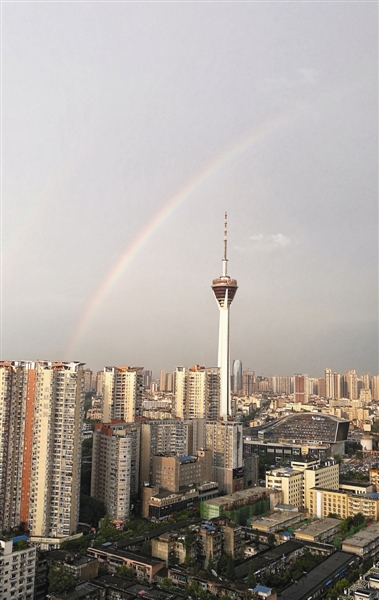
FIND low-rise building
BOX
[142,485,199,520]
[251,511,303,533]
[200,487,277,523]
[152,451,211,492]
[309,487,349,519]
[87,547,165,583]
[197,523,222,568]
[340,481,376,495]
[151,532,187,566]
[280,551,359,600]
[46,549,99,581]
[342,523,379,559]
[50,582,105,600]
[222,522,243,558]
[293,517,340,543]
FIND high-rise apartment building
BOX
[345,370,358,400]
[173,366,220,421]
[159,370,166,392]
[140,420,187,486]
[294,374,308,404]
[0,360,84,541]
[269,376,291,396]
[206,421,243,494]
[165,372,173,392]
[102,366,143,422]
[211,214,238,419]
[96,370,104,394]
[325,369,342,399]
[242,370,255,396]
[143,370,152,390]
[91,421,140,521]
[317,377,326,398]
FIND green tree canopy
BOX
[48,564,76,594]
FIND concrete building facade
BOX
[140,420,187,486]
[102,366,143,423]
[0,538,36,600]
[91,421,140,521]
[152,451,212,492]
[0,360,84,540]
[206,421,244,494]
[173,366,220,421]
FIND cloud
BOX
[298,68,319,85]
[235,233,293,253]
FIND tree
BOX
[117,565,136,579]
[79,494,106,525]
[267,533,276,546]
[225,553,236,581]
[82,437,93,457]
[207,555,216,573]
[140,540,152,556]
[48,564,76,594]
[13,540,28,550]
[247,562,256,588]
[159,577,174,591]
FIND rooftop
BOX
[280,551,357,600]
[201,486,269,507]
[235,540,303,578]
[294,518,341,538]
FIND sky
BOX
[2,1,378,379]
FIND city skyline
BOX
[2,3,377,376]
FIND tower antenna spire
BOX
[222,212,228,276]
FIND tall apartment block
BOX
[91,421,140,522]
[242,370,255,396]
[143,370,152,390]
[294,374,309,404]
[102,366,143,422]
[206,421,244,494]
[173,366,220,421]
[325,369,342,399]
[0,360,84,543]
[345,370,358,400]
[140,420,187,486]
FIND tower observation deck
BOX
[211,213,238,420]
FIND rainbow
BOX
[66,110,293,356]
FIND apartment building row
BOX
[91,418,245,524]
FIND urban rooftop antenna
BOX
[222,212,228,276]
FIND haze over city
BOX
[2,2,377,376]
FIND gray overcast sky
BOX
[2,1,378,378]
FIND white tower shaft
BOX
[211,213,238,421]
[218,290,230,420]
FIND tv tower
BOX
[211,213,238,420]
